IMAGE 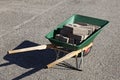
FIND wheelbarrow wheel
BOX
[78,46,92,57]
[83,46,92,56]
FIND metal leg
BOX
[81,50,84,69]
[75,55,79,69]
[78,50,84,69]
[55,50,60,60]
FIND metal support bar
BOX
[78,50,84,69]
[55,50,60,60]
[75,55,79,69]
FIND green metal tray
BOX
[45,14,109,50]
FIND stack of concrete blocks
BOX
[55,34,69,43]
[55,23,100,45]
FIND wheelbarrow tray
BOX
[45,14,109,50]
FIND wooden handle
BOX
[8,45,48,54]
[47,43,93,68]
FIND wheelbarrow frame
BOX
[8,43,93,70]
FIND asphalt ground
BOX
[0,0,120,80]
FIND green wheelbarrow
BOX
[8,14,109,70]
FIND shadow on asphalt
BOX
[0,40,82,80]
[56,61,82,71]
[0,40,57,80]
